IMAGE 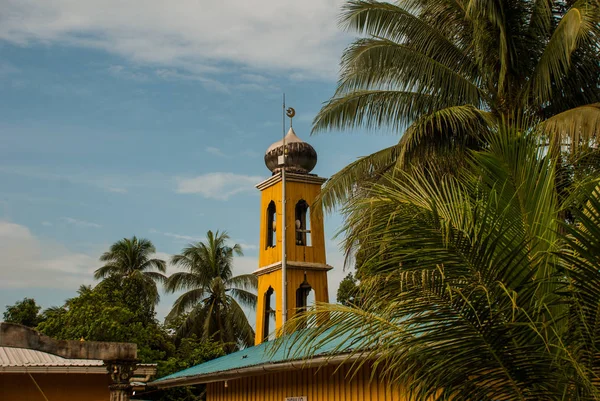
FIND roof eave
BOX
[152,353,359,389]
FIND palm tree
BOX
[313,0,600,210]
[281,128,600,400]
[94,236,167,306]
[165,230,257,352]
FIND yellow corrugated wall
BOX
[206,363,408,401]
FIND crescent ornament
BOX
[286,107,296,118]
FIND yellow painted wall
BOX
[255,175,330,345]
[206,363,409,401]
[258,180,326,267]
[254,268,329,344]
[0,373,111,401]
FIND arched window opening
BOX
[295,200,311,246]
[266,201,276,249]
[296,277,313,329]
[263,287,276,342]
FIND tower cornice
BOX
[255,172,327,191]
[253,261,334,277]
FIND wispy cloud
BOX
[235,241,258,251]
[62,217,102,228]
[150,228,203,242]
[175,172,262,200]
[0,220,99,289]
[0,62,20,77]
[0,0,346,80]
[154,69,230,93]
[205,146,227,158]
[241,149,260,158]
[41,221,53,227]
[149,229,255,252]
[0,165,165,194]
[107,65,148,81]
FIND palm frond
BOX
[164,272,204,293]
[166,288,208,322]
[227,288,257,309]
[93,264,118,280]
[340,0,473,71]
[531,0,600,104]
[317,143,400,212]
[225,295,255,348]
[143,271,167,284]
[226,274,258,291]
[140,257,167,274]
[542,103,600,155]
[312,90,446,134]
[336,38,482,106]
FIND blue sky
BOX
[0,0,397,324]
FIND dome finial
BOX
[286,107,295,127]
[264,108,317,175]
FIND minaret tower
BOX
[254,109,332,345]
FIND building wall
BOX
[206,363,409,401]
[0,373,111,401]
[258,180,326,267]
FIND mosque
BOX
[152,111,406,401]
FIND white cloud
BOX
[41,221,53,227]
[241,149,260,158]
[205,146,226,158]
[0,221,99,289]
[236,242,258,251]
[175,172,262,200]
[150,228,203,243]
[107,65,148,81]
[0,165,168,194]
[0,0,347,80]
[61,217,102,228]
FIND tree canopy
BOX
[165,230,257,352]
[3,298,43,327]
[336,273,359,306]
[282,126,600,400]
[94,236,167,308]
[312,0,600,210]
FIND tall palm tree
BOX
[281,128,600,400]
[313,0,600,210]
[94,236,167,306]
[165,230,257,352]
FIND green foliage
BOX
[37,279,172,363]
[336,273,359,306]
[3,298,43,327]
[94,236,167,307]
[281,128,600,400]
[157,335,224,377]
[137,336,225,401]
[165,230,257,353]
[312,0,600,211]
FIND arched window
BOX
[295,200,311,246]
[266,201,276,248]
[263,286,276,342]
[296,277,313,329]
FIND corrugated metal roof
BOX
[154,328,364,383]
[0,346,104,367]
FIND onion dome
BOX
[264,127,317,175]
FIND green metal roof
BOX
[153,328,364,384]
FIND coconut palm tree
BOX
[165,230,257,352]
[94,236,167,306]
[313,0,600,210]
[282,128,600,400]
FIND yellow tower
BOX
[254,113,332,345]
